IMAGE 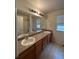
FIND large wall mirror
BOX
[16,9,47,40]
[32,16,42,32]
[32,15,47,32]
[16,9,30,36]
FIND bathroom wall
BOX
[47,9,64,45]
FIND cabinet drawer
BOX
[43,36,48,49]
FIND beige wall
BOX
[47,9,64,45]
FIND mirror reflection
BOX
[16,9,47,40]
[16,9,30,39]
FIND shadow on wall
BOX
[53,29,64,45]
[47,9,64,46]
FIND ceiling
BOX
[16,0,64,15]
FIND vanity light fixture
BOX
[28,8,44,17]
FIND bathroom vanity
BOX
[16,31,52,59]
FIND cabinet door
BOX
[18,45,35,59]
[43,36,48,49]
[47,35,50,44]
[22,50,35,59]
[35,40,42,59]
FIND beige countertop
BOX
[16,31,51,57]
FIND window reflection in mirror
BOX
[32,16,42,32]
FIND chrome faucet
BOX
[25,34,29,40]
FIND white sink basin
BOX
[21,37,35,46]
[44,31,51,34]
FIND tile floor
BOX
[39,43,64,59]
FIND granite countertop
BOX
[16,31,51,57]
[17,31,44,41]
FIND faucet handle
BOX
[25,34,29,37]
[25,34,29,40]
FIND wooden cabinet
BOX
[47,34,51,44]
[22,50,35,59]
[18,45,35,59]
[35,40,42,59]
[17,32,52,59]
[43,36,48,49]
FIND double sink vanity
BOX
[16,30,52,59]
